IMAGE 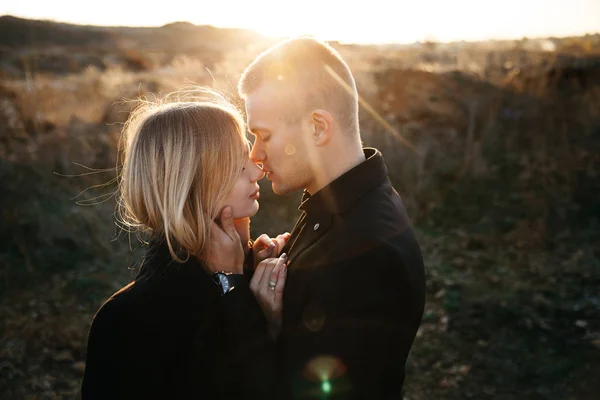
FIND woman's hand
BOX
[249,253,288,339]
[252,232,291,269]
[233,217,251,256]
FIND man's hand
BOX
[252,232,291,269]
[205,206,244,274]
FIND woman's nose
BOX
[251,162,265,181]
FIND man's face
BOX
[245,83,314,195]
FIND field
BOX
[1,15,599,399]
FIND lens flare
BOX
[302,303,326,332]
[285,144,296,155]
[302,355,347,382]
[323,64,416,152]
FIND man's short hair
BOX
[238,36,359,134]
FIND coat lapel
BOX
[281,211,306,256]
[286,212,332,269]
[281,211,332,327]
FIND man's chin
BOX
[272,181,300,196]
[271,181,286,195]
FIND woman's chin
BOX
[249,201,260,217]
[234,202,259,219]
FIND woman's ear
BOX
[311,109,333,146]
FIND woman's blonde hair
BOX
[117,90,248,262]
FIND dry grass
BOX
[1,36,599,399]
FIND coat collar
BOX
[135,236,205,280]
[298,147,388,216]
[282,148,389,265]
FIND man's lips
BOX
[263,168,273,180]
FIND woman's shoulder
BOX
[89,282,136,329]
[136,240,216,298]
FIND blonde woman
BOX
[81,93,288,399]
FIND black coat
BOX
[221,148,426,399]
[80,241,253,399]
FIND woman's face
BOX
[221,156,264,219]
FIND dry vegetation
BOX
[1,15,599,399]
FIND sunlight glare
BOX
[3,0,599,44]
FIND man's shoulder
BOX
[333,178,423,266]
[343,179,413,235]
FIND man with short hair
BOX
[207,36,425,399]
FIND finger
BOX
[219,206,238,241]
[254,258,275,288]
[267,253,287,296]
[209,217,226,238]
[275,233,291,242]
[274,232,291,240]
[274,255,287,306]
[259,258,278,291]
[256,247,276,262]
[273,236,287,255]
[253,234,276,251]
[268,255,282,290]
[249,260,267,293]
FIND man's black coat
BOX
[221,148,426,399]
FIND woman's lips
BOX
[250,190,260,200]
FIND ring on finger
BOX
[268,280,277,290]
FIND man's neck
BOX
[306,145,366,195]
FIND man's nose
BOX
[250,143,265,163]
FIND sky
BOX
[2,0,599,44]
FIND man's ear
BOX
[311,109,333,146]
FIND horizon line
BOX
[2,14,599,47]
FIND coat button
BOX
[313,223,320,231]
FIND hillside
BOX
[0,15,268,76]
[0,16,599,400]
